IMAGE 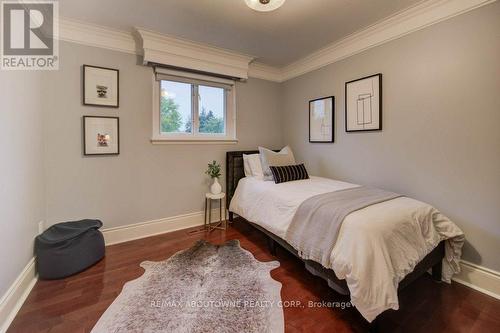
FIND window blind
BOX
[154,67,234,90]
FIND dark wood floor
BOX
[8,219,500,333]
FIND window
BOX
[160,80,192,134]
[152,68,236,143]
[198,85,225,134]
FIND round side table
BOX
[205,192,227,232]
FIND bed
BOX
[225,150,464,325]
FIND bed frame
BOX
[226,150,444,326]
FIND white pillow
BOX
[258,146,296,181]
[243,153,264,178]
[248,154,264,178]
[243,154,253,177]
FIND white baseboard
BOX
[0,258,37,333]
[453,260,500,300]
[102,208,223,246]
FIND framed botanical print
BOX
[83,116,119,155]
[309,96,334,143]
[83,65,119,108]
[345,73,382,132]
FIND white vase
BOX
[210,177,222,195]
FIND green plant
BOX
[205,160,221,179]
[205,161,220,178]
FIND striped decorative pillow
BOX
[269,164,309,184]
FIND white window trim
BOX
[151,69,237,144]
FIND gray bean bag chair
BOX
[35,219,105,280]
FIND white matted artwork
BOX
[309,96,334,143]
[345,74,382,132]
[83,65,119,107]
[83,116,119,155]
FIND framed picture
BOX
[309,96,334,143]
[83,116,120,155]
[83,65,119,107]
[345,73,382,132]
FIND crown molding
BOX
[248,62,285,82]
[281,0,496,80]
[58,18,137,54]
[57,0,495,82]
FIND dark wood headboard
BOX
[226,150,259,210]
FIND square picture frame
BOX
[345,73,382,132]
[83,116,120,156]
[83,65,119,108]
[309,96,334,143]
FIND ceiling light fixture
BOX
[245,0,286,12]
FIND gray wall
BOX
[0,71,46,297]
[43,42,283,229]
[282,3,500,271]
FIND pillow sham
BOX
[242,154,253,177]
[248,154,264,178]
[269,164,309,184]
[258,146,296,181]
[243,153,263,178]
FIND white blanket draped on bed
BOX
[229,176,464,322]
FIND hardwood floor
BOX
[8,219,500,333]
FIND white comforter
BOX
[229,176,464,322]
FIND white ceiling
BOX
[59,0,423,66]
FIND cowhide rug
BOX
[91,239,284,333]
